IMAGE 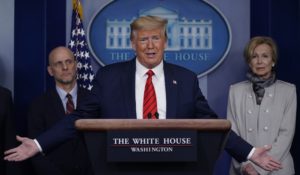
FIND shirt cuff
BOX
[33,139,43,152]
[247,147,256,160]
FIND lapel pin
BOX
[173,80,177,85]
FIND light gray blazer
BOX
[227,80,297,175]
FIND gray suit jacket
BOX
[227,80,296,175]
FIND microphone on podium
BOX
[154,112,159,119]
[147,112,159,119]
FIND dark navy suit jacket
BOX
[28,88,92,175]
[37,59,252,163]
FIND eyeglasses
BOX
[51,59,75,69]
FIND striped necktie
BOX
[143,70,158,119]
[66,93,74,114]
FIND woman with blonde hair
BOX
[227,36,296,175]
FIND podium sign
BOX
[107,130,197,162]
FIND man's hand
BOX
[4,135,39,161]
[250,145,282,171]
[242,163,259,175]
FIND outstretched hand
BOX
[4,135,39,161]
[250,145,282,171]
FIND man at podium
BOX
[5,15,282,173]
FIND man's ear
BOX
[131,42,136,51]
[47,66,54,76]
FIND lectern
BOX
[75,119,231,175]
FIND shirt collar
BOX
[56,83,78,100]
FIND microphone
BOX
[154,112,159,119]
[147,113,152,119]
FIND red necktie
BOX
[143,70,158,119]
[66,93,74,114]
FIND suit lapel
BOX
[120,60,179,118]
[164,63,178,118]
[121,59,137,118]
[50,89,65,117]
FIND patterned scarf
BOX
[246,71,276,105]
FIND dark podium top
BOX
[75,119,231,175]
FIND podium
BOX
[75,119,231,175]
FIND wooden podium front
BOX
[75,119,231,175]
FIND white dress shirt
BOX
[56,84,78,112]
[135,59,166,119]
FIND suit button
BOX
[264,126,268,131]
[268,93,273,97]
[248,94,252,98]
[248,128,253,132]
[265,109,269,113]
[248,110,252,114]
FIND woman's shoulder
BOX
[228,81,252,96]
[274,80,296,91]
[275,79,295,87]
[230,80,251,89]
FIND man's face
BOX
[47,49,77,86]
[131,28,167,69]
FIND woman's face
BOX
[249,43,274,79]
